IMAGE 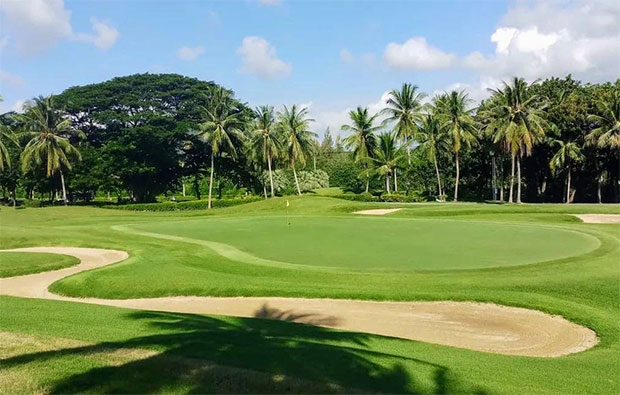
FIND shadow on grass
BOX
[2,310,486,394]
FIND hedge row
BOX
[107,196,264,211]
[333,192,426,203]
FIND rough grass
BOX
[0,253,79,278]
[0,196,618,394]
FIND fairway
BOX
[131,216,600,270]
[0,252,79,277]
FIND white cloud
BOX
[340,48,353,64]
[311,91,391,135]
[384,37,456,70]
[236,36,291,80]
[177,45,205,61]
[73,18,119,50]
[0,0,119,55]
[464,0,620,81]
[10,99,26,113]
[258,0,281,5]
[0,70,24,87]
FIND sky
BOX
[1,0,619,136]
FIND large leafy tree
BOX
[416,114,449,200]
[199,86,245,208]
[249,105,281,197]
[342,106,380,192]
[382,83,426,164]
[549,139,584,203]
[374,132,404,193]
[277,105,316,195]
[435,90,478,201]
[19,96,81,205]
[484,78,549,203]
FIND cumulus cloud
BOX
[0,0,119,55]
[464,0,620,81]
[72,18,120,50]
[384,37,456,70]
[0,70,24,87]
[177,45,205,61]
[236,36,291,80]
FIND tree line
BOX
[0,73,618,206]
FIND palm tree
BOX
[0,97,18,171]
[435,91,478,201]
[277,105,316,195]
[416,113,449,200]
[549,140,584,204]
[20,96,81,205]
[382,83,426,164]
[249,105,281,198]
[586,90,620,149]
[199,87,245,209]
[485,78,549,203]
[342,106,380,193]
[374,132,403,193]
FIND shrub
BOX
[380,193,426,203]
[24,199,43,208]
[108,196,263,212]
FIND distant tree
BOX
[374,132,404,193]
[587,89,620,149]
[549,139,584,203]
[416,114,449,200]
[382,83,426,164]
[435,91,478,201]
[341,106,380,192]
[19,96,81,205]
[199,87,245,208]
[277,105,316,195]
[484,78,549,203]
[249,105,281,197]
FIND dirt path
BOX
[574,214,620,224]
[353,208,402,215]
[0,247,598,357]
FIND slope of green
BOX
[0,252,79,277]
[0,197,618,394]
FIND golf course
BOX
[1,196,619,394]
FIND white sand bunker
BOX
[0,247,598,357]
[573,214,620,224]
[353,208,402,216]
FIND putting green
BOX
[132,216,600,271]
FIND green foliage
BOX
[110,196,263,211]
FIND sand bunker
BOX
[0,247,598,357]
[353,208,402,216]
[573,214,620,224]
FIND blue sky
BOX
[1,0,618,134]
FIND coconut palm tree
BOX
[0,97,18,171]
[435,91,478,201]
[485,78,549,203]
[277,105,316,195]
[374,132,403,193]
[199,87,245,209]
[20,96,81,205]
[416,113,449,200]
[382,83,426,164]
[249,105,281,198]
[342,106,380,193]
[549,140,584,204]
[586,90,620,149]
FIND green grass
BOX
[0,196,618,394]
[0,252,79,277]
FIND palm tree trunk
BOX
[182,183,186,197]
[597,173,602,203]
[207,155,214,209]
[566,168,571,204]
[508,154,515,203]
[516,156,522,204]
[386,174,391,193]
[313,156,317,171]
[59,169,68,206]
[263,184,267,199]
[365,174,370,193]
[292,159,302,196]
[453,152,460,202]
[394,168,398,192]
[433,152,443,199]
[267,154,275,198]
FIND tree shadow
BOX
[253,303,341,326]
[2,310,486,394]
